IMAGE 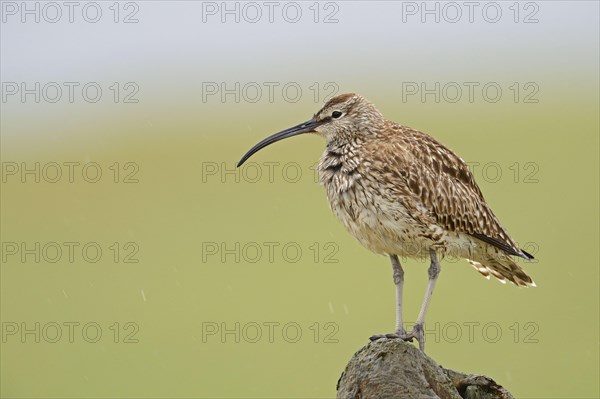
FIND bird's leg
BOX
[369,255,413,342]
[391,254,408,336]
[409,248,441,351]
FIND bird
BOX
[237,93,535,351]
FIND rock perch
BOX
[337,339,514,399]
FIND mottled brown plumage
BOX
[238,93,535,350]
[315,94,534,286]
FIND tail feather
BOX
[467,256,535,287]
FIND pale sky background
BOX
[2,1,598,99]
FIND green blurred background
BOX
[1,1,598,398]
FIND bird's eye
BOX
[331,111,342,119]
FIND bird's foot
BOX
[369,324,425,351]
[409,323,425,351]
[369,328,413,343]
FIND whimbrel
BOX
[237,93,535,351]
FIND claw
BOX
[369,334,387,342]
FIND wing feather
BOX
[373,123,531,259]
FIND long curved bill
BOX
[237,118,321,167]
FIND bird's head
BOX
[237,93,384,167]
